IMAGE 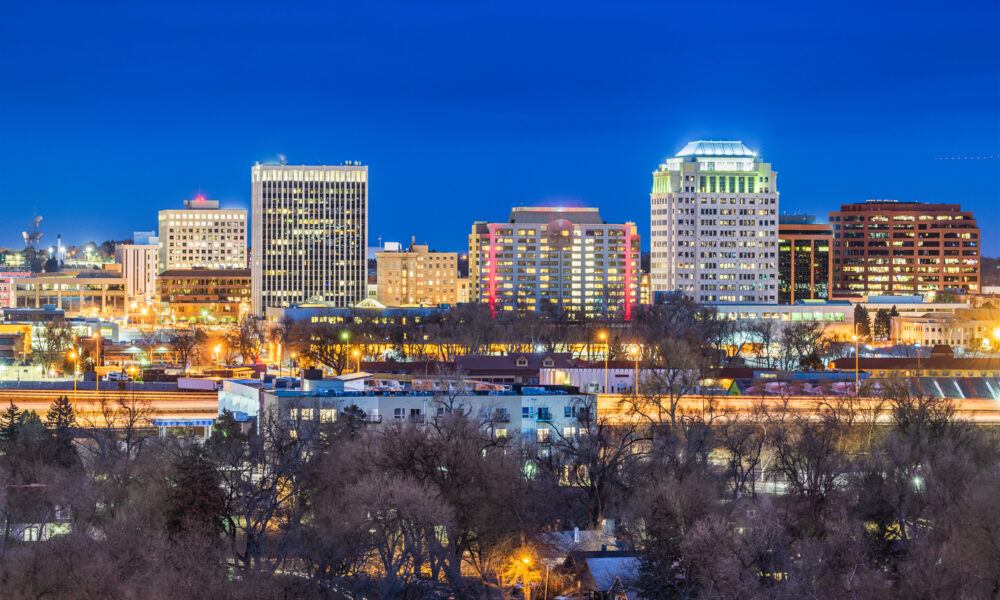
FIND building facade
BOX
[650,140,779,303]
[251,163,368,315]
[469,207,640,319]
[158,269,251,323]
[376,238,462,306]
[158,197,248,272]
[12,271,127,317]
[778,215,833,304]
[830,200,980,296]
[114,244,160,303]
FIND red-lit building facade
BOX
[469,207,640,319]
[0,273,31,308]
[830,201,979,296]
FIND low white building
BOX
[260,386,594,444]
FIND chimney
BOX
[573,526,580,543]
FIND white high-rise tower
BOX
[650,141,779,303]
[251,163,368,315]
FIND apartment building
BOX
[650,140,779,303]
[830,200,979,296]
[158,197,248,271]
[251,163,368,315]
[778,215,833,304]
[376,238,462,306]
[469,206,640,319]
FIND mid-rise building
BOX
[469,207,640,319]
[650,140,779,303]
[158,269,251,323]
[12,271,126,317]
[829,200,980,296]
[251,163,368,315]
[778,215,833,304]
[114,244,160,303]
[377,238,462,306]
[158,197,248,272]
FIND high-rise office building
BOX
[650,140,779,303]
[158,197,247,272]
[114,243,160,303]
[778,215,833,304]
[469,207,640,319]
[829,200,980,295]
[251,163,368,315]
[377,238,463,307]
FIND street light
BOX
[599,332,608,393]
[92,330,101,371]
[630,345,640,394]
[851,334,859,391]
[68,349,78,407]
[352,349,361,373]
[214,345,221,366]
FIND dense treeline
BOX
[0,379,998,598]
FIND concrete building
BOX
[158,196,248,272]
[469,207,640,319]
[778,215,833,304]
[376,238,462,307]
[12,271,126,317]
[891,308,1000,348]
[830,200,980,296]
[0,272,31,308]
[260,384,594,443]
[158,269,251,323]
[251,163,368,315]
[114,244,159,303]
[650,140,779,303]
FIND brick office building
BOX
[830,200,979,296]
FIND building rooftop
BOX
[159,269,251,278]
[508,207,606,225]
[675,140,755,158]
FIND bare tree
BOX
[32,319,74,373]
[168,327,206,371]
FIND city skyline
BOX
[2,1,997,254]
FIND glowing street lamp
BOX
[214,345,222,365]
[68,349,79,406]
[599,332,608,393]
[352,349,361,373]
[851,334,860,390]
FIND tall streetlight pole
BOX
[599,332,607,393]
[851,334,859,391]
[68,349,78,408]
[92,330,102,375]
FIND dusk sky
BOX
[1,0,997,253]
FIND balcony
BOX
[535,411,553,423]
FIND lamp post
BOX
[92,330,101,371]
[851,334,859,392]
[214,345,221,366]
[68,349,78,408]
[630,345,640,395]
[352,349,361,373]
[599,332,607,393]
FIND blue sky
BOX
[1,0,997,253]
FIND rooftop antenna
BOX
[22,215,43,250]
